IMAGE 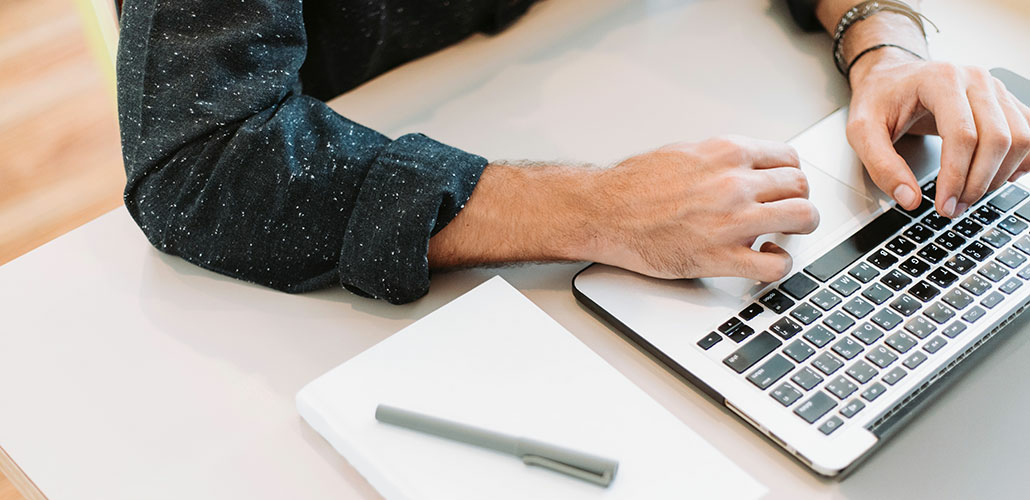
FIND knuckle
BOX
[792,170,810,197]
[986,128,1012,152]
[1011,130,1030,153]
[954,125,979,149]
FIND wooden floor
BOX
[0,0,124,496]
[0,0,124,267]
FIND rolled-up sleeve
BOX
[785,0,822,32]
[117,0,486,304]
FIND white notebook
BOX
[297,276,765,500]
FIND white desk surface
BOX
[2,1,1029,499]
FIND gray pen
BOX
[374,404,619,487]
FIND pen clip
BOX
[521,454,615,487]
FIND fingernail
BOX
[943,196,958,217]
[955,202,969,216]
[893,184,917,208]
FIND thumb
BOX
[847,116,921,210]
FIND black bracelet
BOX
[845,43,925,79]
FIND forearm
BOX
[428,163,600,268]
[814,1,928,84]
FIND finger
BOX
[846,115,922,210]
[733,242,793,283]
[732,136,801,169]
[919,78,977,217]
[958,82,1012,207]
[742,198,820,236]
[752,166,810,202]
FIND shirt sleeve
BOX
[117,0,487,304]
[785,0,823,32]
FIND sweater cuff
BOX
[338,133,488,304]
[785,0,822,32]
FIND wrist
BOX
[847,45,921,88]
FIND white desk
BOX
[2,1,1029,498]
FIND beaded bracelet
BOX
[831,0,938,77]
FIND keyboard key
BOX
[811,289,843,311]
[862,283,894,304]
[899,196,934,218]
[903,224,933,243]
[853,322,884,345]
[945,254,976,275]
[812,352,844,375]
[904,316,937,339]
[918,243,948,263]
[923,335,948,354]
[846,359,879,384]
[998,248,1027,269]
[882,366,908,385]
[726,323,756,343]
[1015,235,1030,255]
[792,366,824,390]
[1017,200,1030,221]
[748,354,795,389]
[868,249,899,270]
[718,317,743,333]
[881,270,913,291]
[899,256,931,277]
[981,228,1012,249]
[799,326,832,350]
[942,288,974,310]
[723,332,783,373]
[978,261,1010,282]
[849,262,880,283]
[832,336,863,359]
[926,268,958,288]
[954,218,984,238]
[1021,264,1030,280]
[999,215,1029,235]
[840,398,866,418]
[886,332,917,354]
[922,212,950,231]
[862,382,887,401]
[922,179,938,200]
[805,209,910,282]
[972,205,1002,225]
[886,236,917,256]
[909,280,941,301]
[771,383,803,407]
[698,332,723,350]
[923,302,955,324]
[866,344,899,368]
[760,289,796,314]
[981,291,1005,309]
[783,339,815,363]
[791,303,823,325]
[961,275,992,296]
[936,230,966,251]
[795,392,837,423]
[770,316,803,340]
[871,308,903,330]
[823,311,856,333]
[826,376,858,400]
[739,303,764,320]
[843,297,875,319]
[963,240,994,261]
[904,351,928,369]
[987,184,1029,212]
[830,275,862,296]
[889,294,921,316]
[962,305,987,323]
[781,273,819,299]
[1001,277,1023,294]
[942,321,967,338]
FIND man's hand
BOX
[847,53,1030,218]
[429,136,818,283]
[585,137,818,282]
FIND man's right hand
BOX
[585,136,819,283]
[429,136,818,283]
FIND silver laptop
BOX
[573,68,1030,477]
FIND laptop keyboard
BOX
[699,181,1030,436]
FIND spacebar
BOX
[804,209,910,282]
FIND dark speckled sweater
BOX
[116,0,819,304]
